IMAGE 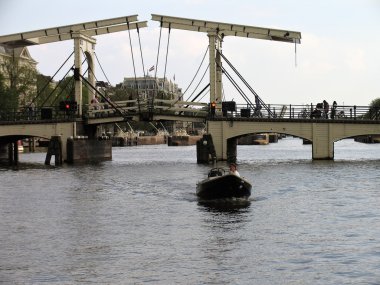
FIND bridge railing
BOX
[2,102,379,123]
[0,106,77,122]
[86,99,209,119]
[226,104,380,121]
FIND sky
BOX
[0,0,379,106]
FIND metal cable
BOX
[29,50,74,107]
[94,51,111,85]
[127,22,139,97]
[185,64,209,101]
[220,64,255,109]
[163,25,171,82]
[152,20,164,108]
[182,45,209,97]
[137,26,146,113]
[41,67,74,106]
[218,50,274,116]
[196,88,210,102]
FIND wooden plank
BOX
[152,14,301,43]
[0,15,140,45]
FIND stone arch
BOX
[0,122,76,160]
[207,120,380,161]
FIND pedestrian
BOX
[331,101,337,119]
[323,100,329,119]
[27,102,35,120]
[91,95,100,110]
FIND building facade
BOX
[122,76,182,101]
[0,44,37,81]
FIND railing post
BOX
[350,108,352,119]
[289,104,292,118]
[354,105,357,120]
[310,103,313,119]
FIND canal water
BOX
[1,137,380,284]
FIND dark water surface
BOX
[1,138,380,284]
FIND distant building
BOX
[122,75,183,100]
[0,44,37,83]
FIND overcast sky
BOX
[0,0,379,106]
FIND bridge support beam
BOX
[73,32,96,116]
[311,123,334,160]
[208,33,223,115]
[8,142,18,166]
[227,137,237,163]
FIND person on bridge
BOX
[229,163,240,177]
[331,101,337,119]
[91,95,100,110]
[27,102,35,120]
[323,100,329,119]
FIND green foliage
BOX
[0,57,36,109]
[110,86,134,101]
[369,98,380,108]
[0,69,18,110]
[35,73,55,106]
[0,63,35,110]
[367,98,380,119]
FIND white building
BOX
[0,44,37,82]
[122,75,182,100]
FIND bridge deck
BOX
[208,117,380,124]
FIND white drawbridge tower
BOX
[0,15,147,115]
[152,14,301,114]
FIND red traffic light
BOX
[59,101,78,112]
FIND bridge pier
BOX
[311,123,334,160]
[227,137,237,163]
[45,136,63,166]
[0,142,19,166]
[8,142,18,166]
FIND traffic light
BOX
[59,101,77,113]
[210,101,216,116]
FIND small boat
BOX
[196,168,252,200]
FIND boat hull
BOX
[196,174,252,200]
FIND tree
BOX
[35,73,56,106]
[0,56,36,110]
[367,98,380,120]
[109,85,133,101]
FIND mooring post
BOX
[8,143,13,166]
[45,136,63,166]
[13,142,18,167]
[226,137,237,163]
